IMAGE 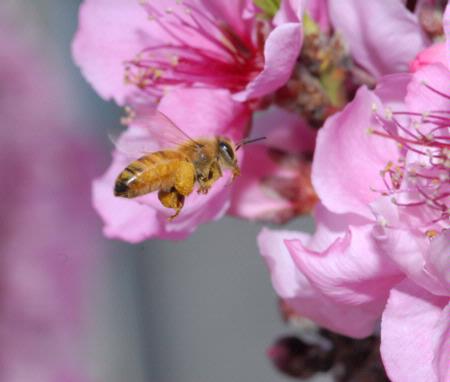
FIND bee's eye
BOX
[219,142,234,161]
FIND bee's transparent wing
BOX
[108,129,159,160]
[110,108,200,160]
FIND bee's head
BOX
[217,137,240,176]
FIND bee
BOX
[113,109,259,220]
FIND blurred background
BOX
[0,1,320,381]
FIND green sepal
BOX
[253,0,280,17]
[303,13,319,36]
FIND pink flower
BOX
[258,7,450,376]
[72,0,303,105]
[0,6,103,380]
[93,88,249,242]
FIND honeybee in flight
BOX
[113,108,263,220]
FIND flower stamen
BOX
[124,1,263,98]
[371,84,450,228]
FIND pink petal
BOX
[158,88,249,141]
[273,0,303,25]
[312,86,398,217]
[381,281,448,382]
[258,227,386,338]
[200,0,255,43]
[445,4,450,48]
[410,43,449,72]
[305,0,330,33]
[233,22,303,101]
[286,215,401,321]
[258,228,312,299]
[434,302,450,382]
[229,107,317,222]
[371,197,449,296]
[251,106,317,154]
[373,72,412,108]
[228,145,294,222]
[424,231,450,295]
[328,0,428,78]
[72,0,150,104]
[406,63,450,114]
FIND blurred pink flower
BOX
[0,7,103,381]
[293,0,429,79]
[93,88,249,242]
[325,0,429,78]
[258,6,450,376]
[72,0,303,105]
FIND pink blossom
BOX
[259,48,450,380]
[93,88,249,242]
[0,7,102,381]
[258,204,402,338]
[72,0,303,105]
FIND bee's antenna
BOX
[236,136,266,151]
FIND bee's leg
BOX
[198,162,222,194]
[158,188,185,221]
[158,161,194,221]
[174,160,196,196]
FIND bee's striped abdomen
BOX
[114,151,184,199]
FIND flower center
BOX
[274,15,353,128]
[124,1,263,99]
[370,84,450,228]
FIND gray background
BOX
[14,1,322,381]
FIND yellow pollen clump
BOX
[431,178,440,185]
[425,229,438,239]
[153,69,163,79]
